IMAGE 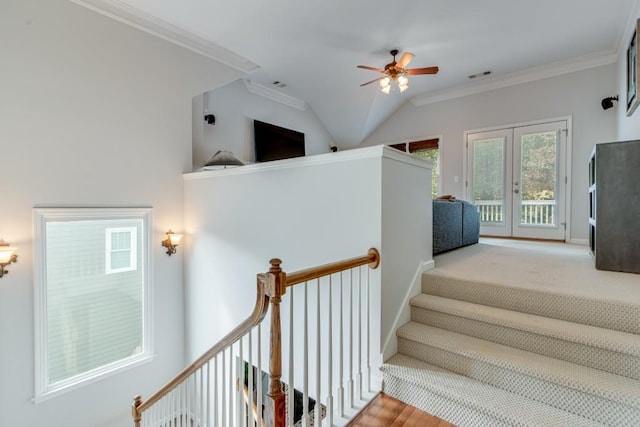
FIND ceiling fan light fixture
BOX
[360,50,437,94]
[397,74,409,92]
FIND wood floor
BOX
[347,393,455,427]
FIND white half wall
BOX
[192,79,336,170]
[361,65,618,242]
[0,1,244,426]
[183,146,432,380]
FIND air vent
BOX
[468,70,492,79]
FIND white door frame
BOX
[463,116,573,242]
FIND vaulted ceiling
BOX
[80,0,638,146]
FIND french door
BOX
[466,121,567,240]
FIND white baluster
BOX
[222,350,227,427]
[327,274,334,427]
[338,271,344,418]
[229,346,234,427]
[303,281,309,427]
[366,266,371,393]
[248,330,253,427]
[257,324,263,427]
[357,267,363,401]
[288,288,294,427]
[315,278,321,427]
[348,269,354,409]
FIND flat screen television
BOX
[254,120,305,162]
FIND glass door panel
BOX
[467,129,512,237]
[513,123,566,239]
[467,121,566,240]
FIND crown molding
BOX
[410,50,617,107]
[243,80,309,111]
[68,0,259,73]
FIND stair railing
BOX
[132,248,380,427]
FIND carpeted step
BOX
[410,293,640,380]
[421,271,640,334]
[382,353,604,427]
[396,322,640,426]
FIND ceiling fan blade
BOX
[406,66,439,75]
[360,76,384,87]
[396,52,415,69]
[357,65,386,73]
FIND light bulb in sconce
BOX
[162,230,183,256]
[0,239,18,278]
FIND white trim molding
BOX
[381,259,435,362]
[243,80,309,111]
[411,50,617,107]
[186,145,432,179]
[68,0,259,73]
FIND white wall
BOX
[192,79,336,170]
[616,4,640,140]
[0,1,243,426]
[362,65,618,242]
[183,147,432,389]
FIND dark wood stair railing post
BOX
[132,395,141,427]
[264,258,287,427]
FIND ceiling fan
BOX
[358,49,439,94]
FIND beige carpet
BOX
[432,238,640,304]
[382,238,640,426]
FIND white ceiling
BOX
[84,0,637,146]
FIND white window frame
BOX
[388,135,442,197]
[105,226,137,274]
[33,207,154,402]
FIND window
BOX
[106,227,137,274]
[33,208,153,401]
[390,138,440,198]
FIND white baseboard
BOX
[381,259,435,361]
[568,238,588,246]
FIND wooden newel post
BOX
[132,395,142,427]
[264,258,287,427]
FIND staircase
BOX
[382,270,640,427]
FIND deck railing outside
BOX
[475,200,556,225]
[132,248,380,427]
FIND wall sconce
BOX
[161,230,183,256]
[0,239,18,278]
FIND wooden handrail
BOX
[133,275,271,419]
[285,248,380,287]
[132,248,381,427]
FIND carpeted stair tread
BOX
[422,271,640,334]
[382,353,604,427]
[410,293,640,357]
[396,322,640,409]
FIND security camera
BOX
[204,114,216,125]
[601,96,618,110]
